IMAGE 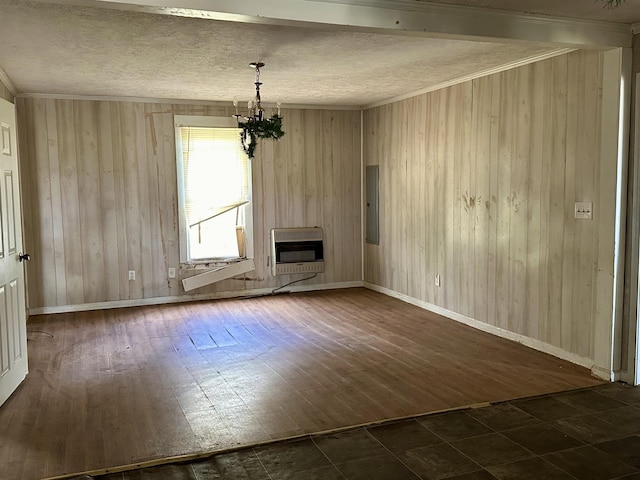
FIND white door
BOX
[0,98,28,407]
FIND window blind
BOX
[179,126,247,229]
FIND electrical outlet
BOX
[128,270,135,281]
[168,267,176,279]
[435,274,441,287]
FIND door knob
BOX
[18,253,31,262]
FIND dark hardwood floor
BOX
[0,288,602,480]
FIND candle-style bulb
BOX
[233,97,239,115]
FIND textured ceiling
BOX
[0,0,634,107]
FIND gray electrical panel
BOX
[366,165,379,244]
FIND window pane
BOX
[177,124,249,261]
[189,208,240,260]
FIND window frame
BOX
[174,115,254,265]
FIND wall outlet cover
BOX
[574,202,593,220]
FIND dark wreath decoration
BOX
[237,114,285,159]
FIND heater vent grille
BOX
[271,227,324,276]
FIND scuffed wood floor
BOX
[0,288,602,480]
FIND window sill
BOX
[182,258,247,270]
[181,258,256,292]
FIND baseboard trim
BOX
[591,365,614,382]
[363,282,609,380]
[28,281,364,316]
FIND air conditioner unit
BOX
[270,227,324,276]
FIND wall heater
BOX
[270,227,324,276]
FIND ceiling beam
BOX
[41,0,633,48]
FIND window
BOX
[175,115,252,263]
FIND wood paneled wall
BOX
[0,85,13,103]
[16,99,361,308]
[364,50,611,362]
[0,79,13,103]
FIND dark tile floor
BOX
[91,382,640,480]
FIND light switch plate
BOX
[574,202,593,220]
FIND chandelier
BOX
[233,62,285,159]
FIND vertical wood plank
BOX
[408,97,423,300]
[562,54,578,351]
[422,94,434,303]
[75,101,105,303]
[351,110,362,281]
[143,106,166,297]
[159,110,181,297]
[546,55,568,347]
[120,102,142,299]
[31,98,56,307]
[459,82,473,317]
[44,99,68,306]
[495,70,513,331]
[444,88,456,309]
[434,91,446,308]
[303,110,318,229]
[472,76,492,324]
[110,102,129,300]
[486,74,501,327]
[537,58,553,343]
[322,110,336,282]
[508,66,530,335]
[526,62,544,340]
[96,102,120,301]
[287,109,304,228]
[57,99,85,305]
[136,103,152,298]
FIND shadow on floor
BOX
[83,382,640,480]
